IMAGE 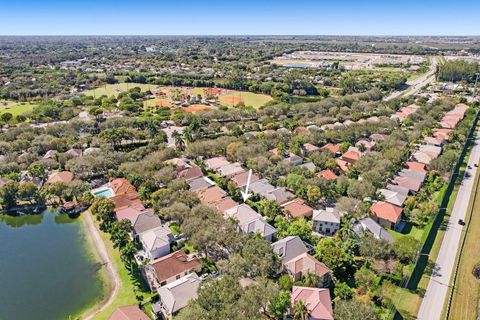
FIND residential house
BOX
[317,170,338,180]
[299,162,316,173]
[196,185,226,205]
[399,169,426,182]
[270,148,303,166]
[378,188,407,207]
[290,286,334,320]
[139,225,174,260]
[65,148,83,157]
[312,208,342,236]
[249,179,276,196]
[231,170,260,188]
[285,254,332,287]
[302,143,320,155]
[336,148,361,172]
[108,305,150,320]
[115,204,147,223]
[271,236,309,265]
[164,158,188,172]
[355,139,375,152]
[370,133,389,142]
[143,250,201,290]
[110,178,136,196]
[224,204,277,241]
[353,217,393,243]
[214,197,239,213]
[319,143,341,155]
[132,210,163,237]
[412,151,435,165]
[370,201,403,229]
[46,171,74,185]
[111,192,144,212]
[406,161,426,173]
[393,175,422,193]
[264,187,295,205]
[204,156,230,171]
[177,166,203,181]
[386,183,411,196]
[188,176,215,192]
[281,198,313,219]
[156,273,202,318]
[217,162,245,177]
[43,149,58,159]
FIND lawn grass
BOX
[218,91,272,109]
[0,101,37,117]
[83,83,158,97]
[90,218,153,320]
[445,161,480,320]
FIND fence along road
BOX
[417,126,480,320]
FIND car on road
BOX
[458,219,465,226]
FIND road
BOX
[384,56,439,101]
[83,211,120,320]
[417,126,480,320]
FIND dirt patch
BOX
[183,104,214,113]
[155,99,171,107]
[221,95,245,105]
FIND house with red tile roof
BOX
[111,192,144,212]
[110,178,136,196]
[406,161,426,172]
[143,250,201,290]
[317,169,338,180]
[319,143,341,155]
[109,305,150,320]
[177,166,204,181]
[231,170,260,188]
[115,204,147,223]
[195,185,226,205]
[370,201,403,229]
[281,198,313,219]
[341,149,361,163]
[214,197,239,213]
[204,156,231,171]
[302,143,320,155]
[290,286,333,320]
[393,175,422,192]
[284,253,332,286]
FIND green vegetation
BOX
[437,60,479,83]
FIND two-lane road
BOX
[417,125,480,320]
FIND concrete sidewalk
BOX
[417,128,480,320]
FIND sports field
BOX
[218,91,272,109]
[82,83,157,97]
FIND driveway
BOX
[417,126,480,320]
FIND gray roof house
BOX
[157,273,202,317]
[225,204,277,241]
[386,183,411,196]
[271,235,309,265]
[379,188,407,207]
[399,169,427,182]
[354,217,393,243]
[312,208,343,236]
[249,179,276,196]
[133,210,163,236]
[299,162,316,173]
[188,176,215,192]
[217,162,245,177]
[139,225,174,260]
[264,187,295,205]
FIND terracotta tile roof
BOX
[196,185,226,205]
[370,201,402,224]
[341,150,361,163]
[281,198,313,218]
[285,253,331,278]
[109,305,150,320]
[393,175,422,192]
[115,204,146,223]
[319,143,340,154]
[150,250,201,283]
[110,178,136,196]
[47,171,74,184]
[406,161,426,172]
[291,286,333,320]
[317,170,338,180]
[335,158,350,172]
[214,197,239,213]
[110,192,143,212]
[231,170,259,188]
[177,166,203,181]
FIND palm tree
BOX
[293,300,310,320]
[302,272,319,288]
[172,130,185,150]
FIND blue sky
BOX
[1,0,479,36]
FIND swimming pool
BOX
[93,188,114,198]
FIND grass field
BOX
[447,163,480,319]
[0,100,37,117]
[83,83,158,97]
[218,91,272,109]
[90,218,153,320]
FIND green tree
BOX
[354,265,376,294]
[334,282,355,300]
[293,300,309,320]
[0,181,18,209]
[1,112,13,123]
[268,290,291,319]
[90,197,115,231]
[334,299,380,320]
[315,237,355,280]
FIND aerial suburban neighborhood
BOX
[0,2,480,320]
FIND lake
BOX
[0,210,106,320]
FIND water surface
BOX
[0,210,105,320]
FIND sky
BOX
[0,0,479,36]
